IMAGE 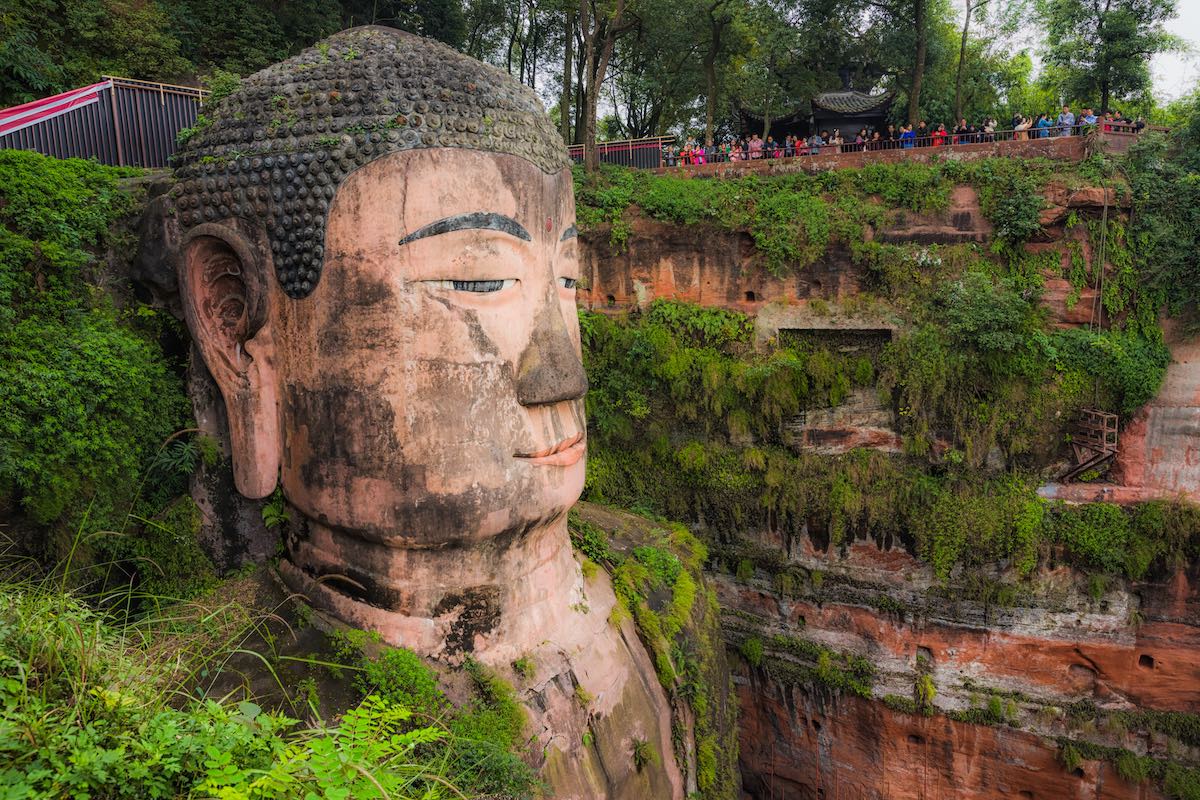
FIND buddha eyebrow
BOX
[560,224,577,241]
[398,212,531,246]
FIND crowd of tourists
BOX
[663,106,1147,166]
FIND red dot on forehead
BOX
[545,217,552,233]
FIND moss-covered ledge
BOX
[570,502,740,799]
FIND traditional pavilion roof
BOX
[811,90,894,115]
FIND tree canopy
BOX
[0,0,1187,164]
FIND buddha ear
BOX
[180,223,281,499]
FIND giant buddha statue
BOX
[168,26,683,798]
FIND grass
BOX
[0,558,539,799]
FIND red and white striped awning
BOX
[0,80,113,138]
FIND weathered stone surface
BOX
[580,186,1097,331]
[155,27,686,799]
[1112,319,1200,503]
[717,526,1200,799]
[172,26,569,299]
[575,502,743,798]
[736,679,1166,800]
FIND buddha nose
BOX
[515,294,588,406]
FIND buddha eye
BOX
[425,279,515,293]
[559,277,577,289]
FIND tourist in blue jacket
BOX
[1035,113,1053,138]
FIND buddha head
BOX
[172,28,587,622]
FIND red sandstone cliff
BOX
[718,531,1198,799]
[578,179,1200,799]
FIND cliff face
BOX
[578,173,1200,800]
[581,180,1200,503]
[735,684,1165,800]
[718,528,1198,799]
[1113,322,1200,501]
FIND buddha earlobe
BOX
[180,224,282,498]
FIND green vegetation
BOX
[739,636,764,667]
[512,656,536,681]
[0,150,210,596]
[0,1,468,107]
[882,694,920,714]
[575,155,1200,597]
[574,158,1099,275]
[569,508,738,798]
[0,577,538,799]
[582,295,1189,582]
[631,737,658,772]
[915,673,937,714]
[1058,738,1200,800]
[1126,110,1200,322]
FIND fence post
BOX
[105,78,126,167]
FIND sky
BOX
[1152,0,1200,101]
[956,0,1198,103]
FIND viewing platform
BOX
[570,126,1166,177]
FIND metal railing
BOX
[661,123,1167,166]
[567,135,675,169]
[0,77,207,169]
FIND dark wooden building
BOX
[810,90,895,137]
[735,88,895,142]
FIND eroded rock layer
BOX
[575,172,1200,799]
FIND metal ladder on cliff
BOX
[1063,409,1119,481]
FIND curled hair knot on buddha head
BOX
[170,25,571,299]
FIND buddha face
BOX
[182,148,587,546]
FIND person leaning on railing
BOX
[1056,105,1076,136]
[660,109,1159,170]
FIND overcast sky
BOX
[1152,1,1200,101]
[953,0,1198,103]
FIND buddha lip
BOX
[516,433,584,465]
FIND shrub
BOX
[915,674,937,713]
[0,582,507,800]
[0,150,190,560]
[633,545,683,587]
[512,656,535,681]
[1049,502,1131,574]
[631,738,658,772]
[740,637,764,667]
[359,646,448,719]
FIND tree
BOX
[169,0,340,75]
[561,3,574,141]
[0,0,193,106]
[1125,92,1200,318]
[702,0,739,146]
[340,0,469,48]
[952,0,1026,120]
[605,0,707,139]
[578,0,638,170]
[908,0,928,124]
[1037,0,1178,112]
[728,1,798,139]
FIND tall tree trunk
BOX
[702,3,728,148]
[561,7,574,143]
[907,0,927,125]
[761,86,773,140]
[506,8,521,75]
[703,54,718,148]
[580,0,597,169]
[953,0,972,122]
[581,0,628,172]
[519,1,530,84]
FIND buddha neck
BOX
[277,512,585,662]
